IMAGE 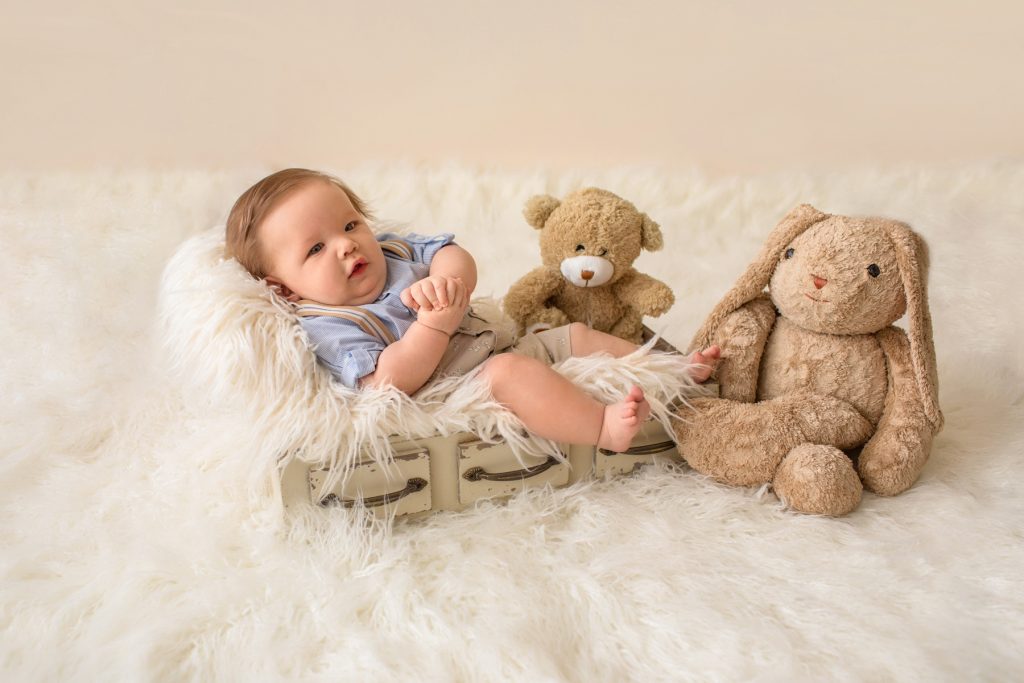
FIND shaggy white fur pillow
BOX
[157,227,700,497]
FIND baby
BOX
[225,169,719,452]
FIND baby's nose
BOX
[812,275,828,289]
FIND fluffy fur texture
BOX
[674,206,943,515]
[503,188,674,342]
[1,164,1023,680]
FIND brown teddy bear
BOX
[672,204,943,516]
[502,188,674,343]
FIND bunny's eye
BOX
[575,244,585,253]
[784,248,795,260]
[867,264,881,278]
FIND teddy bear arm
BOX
[710,295,776,402]
[611,271,675,317]
[857,326,935,496]
[503,267,567,332]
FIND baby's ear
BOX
[265,276,299,302]
[523,194,561,230]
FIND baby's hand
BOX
[415,278,469,336]
[401,275,464,312]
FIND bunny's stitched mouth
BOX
[804,293,830,303]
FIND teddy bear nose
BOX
[581,270,595,281]
[812,275,828,290]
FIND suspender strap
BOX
[294,300,398,345]
[379,238,414,261]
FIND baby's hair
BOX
[224,168,373,280]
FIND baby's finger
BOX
[422,281,442,308]
[400,287,417,310]
[445,278,461,306]
[432,279,449,308]
[412,286,434,311]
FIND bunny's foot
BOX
[773,443,863,516]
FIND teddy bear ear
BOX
[523,195,561,230]
[689,203,828,352]
[640,214,664,251]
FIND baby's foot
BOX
[688,345,721,383]
[597,386,651,452]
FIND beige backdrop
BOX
[2,0,1021,174]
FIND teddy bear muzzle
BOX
[560,255,614,288]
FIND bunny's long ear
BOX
[886,222,944,431]
[689,203,828,351]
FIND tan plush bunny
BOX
[673,204,943,516]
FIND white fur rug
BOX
[2,163,1023,681]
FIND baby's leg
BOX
[477,353,650,451]
[567,322,721,382]
[567,322,639,358]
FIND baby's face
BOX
[260,180,386,306]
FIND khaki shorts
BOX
[418,309,573,392]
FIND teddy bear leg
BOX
[773,444,863,516]
[523,307,572,335]
[608,310,644,344]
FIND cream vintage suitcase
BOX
[280,330,712,518]
[281,418,686,518]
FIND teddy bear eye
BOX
[867,264,881,278]
[784,248,795,260]
[598,248,608,256]
[575,244,585,253]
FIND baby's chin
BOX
[321,276,387,307]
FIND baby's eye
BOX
[867,263,881,278]
[784,248,795,260]
[308,243,324,257]
[345,221,357,232]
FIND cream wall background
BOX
[2,0,1022,174]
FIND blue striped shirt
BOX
[297,231,456,388]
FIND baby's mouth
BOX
[349,259,368,278]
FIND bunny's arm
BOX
[502,266,570,333]
[704,294,776,402]
[612,270,675,317]
[856,326,935,496]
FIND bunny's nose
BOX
[812,275,828,290]
[581,270,595,281]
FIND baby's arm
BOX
[360,280,469,394]
[359,322,450,394]
[401,244,477,312]
[429,244,477,295]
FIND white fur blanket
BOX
[2,163,1023,680]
